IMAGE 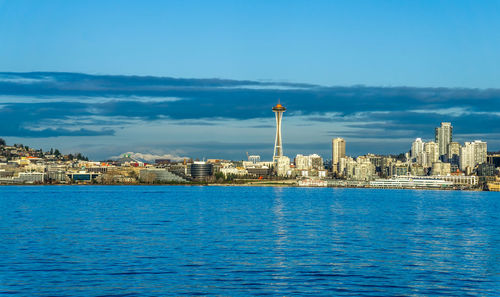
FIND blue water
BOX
[0,186,498,296]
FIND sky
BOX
[0,1,500,160]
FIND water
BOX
[0,186,498,296]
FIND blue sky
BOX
[0,1,499,160]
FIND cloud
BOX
[0,72,499,158]
[0,127,114,137]
[110,152,188,162]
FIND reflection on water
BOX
[0,186,498,296]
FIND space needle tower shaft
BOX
[272,101,286,161]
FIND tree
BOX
[0,138,5,146]
[54,149,61,157]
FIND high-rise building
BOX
[473,140,487,165]
[295,154,324,171]
[435,122,453,160]
[332,138,346,172]
[276,156,290,176]
[310,154,324,170]
[411,138,425,165]
[447,142,461,165]
[460,140,487,172]
[294,154,309,170]
[424,141,439,167]
[272,102,286,162]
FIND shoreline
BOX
[0,182,487,192]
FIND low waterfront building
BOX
[370,176,453,189]
[139,168,188,183]
[488,177,500,191]
[391,162,409,176]
[431,161,451,176]
[298,178,327,187]
[219,166,248,177]
[246,167,271,177]
[190,162,213,179]
[67,172,100,183]
[421,175,478,187]
[0,172,46,184]
[47,170,68,183]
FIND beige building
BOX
[431,161,451,176]
[345,156,376,181]
[276,156,291,177]
[447,141,461,163]
[332,138,346,173]
[424,141,439,167]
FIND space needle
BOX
[272,101,286,162]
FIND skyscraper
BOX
[435,122,453,160]
[447,142,461,165]
[332,137,346,172]
[411,138,425,164]
[424,141,439,167]
[272,102,286,161]
[459,140,487,171]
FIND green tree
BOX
[0,138,5,146]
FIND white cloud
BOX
[110,151,188,162]
[0,75,54,84]
[219,85,311,90]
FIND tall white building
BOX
[338,156,352,177]
[473,140,487,165]
[460,140,487,171]
[332,138,346,173]
[424,141,439,167]
[295,154,309,170]
[294,154,324,171]
[276,156,291,176]
[411,138,425,164]
[435,122,453,159]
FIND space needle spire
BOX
[272,100,286,161]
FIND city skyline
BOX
[1,2,499,295]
